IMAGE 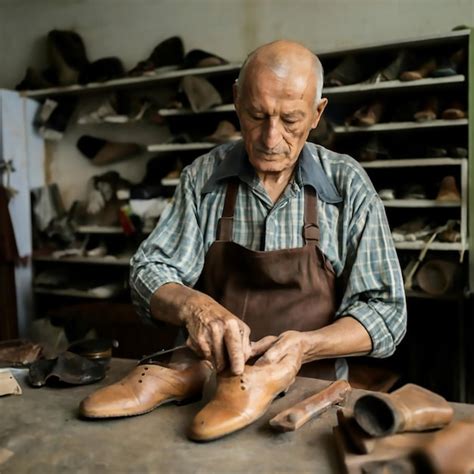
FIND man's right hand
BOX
[178,291,251,375]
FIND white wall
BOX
[1,0,473,89]
[0,0,472,206]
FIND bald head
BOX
[237,40,324,107]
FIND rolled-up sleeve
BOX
[335,195,407,357]
[130,168,205,321]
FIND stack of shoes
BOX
[399,55,437,81]
[204,121,242,144]
[413,96,438,122]
[128,36,185,76]
[441,100,467,120]
[363,50,410,84]
[333,383,474,473]
[324,55,368,87]
[391,217,436,243]
[78,57,125,84]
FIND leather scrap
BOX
[0,370,22,396]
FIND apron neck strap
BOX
[303,186,320,244]
[217,179,239,241]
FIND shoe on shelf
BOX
[391,217,434,242]
[47,29,89,86]
[378,188,396,201]
[79,357,211,418]
[77,135,143,166]
[78,57,124,85]
[438,220,461,243]
[364,50,410,84]
[358,135,390,162]
[346,100,384,127]
[180,75,223,113]
[435,176,461,202]
[416,259,462,295]
[324,55,366,87]
[204,121,242,143]
[413,96,439,122]
[128,36,184,76]
[182,49,228,69]
[399,56,437,81]
[188,362,297,442]
[399,183,427,200]
[441,100,467,120]
[432,48,466,77]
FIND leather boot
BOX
[188,362,297,442]
[79,360,211,418]
[353,383,453,437]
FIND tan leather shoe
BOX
[353,383,453,437]
[79,361,211,418]
[188,363,297,442]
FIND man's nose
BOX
[262,118,282,149]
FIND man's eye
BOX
[283,119,298,124]
[251,114,264,120]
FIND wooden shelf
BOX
[394,241,465,251]
[76,225,123,234]
[158,104,235,116]
[147,142,216,152]
[33,255,130,266]
[318,29,470,58]
[324,75,465,97]
[361,158,464,168]
[334,119,468,134]
[23,63,242,98]
[383,199,461,208]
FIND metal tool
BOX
[137,344,188,365]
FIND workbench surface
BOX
[1,359,473,473]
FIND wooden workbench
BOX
[1,359,473,473]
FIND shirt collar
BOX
[202,140,342,204]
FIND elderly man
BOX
[80,40,406,421]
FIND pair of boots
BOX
[79,354,297,442]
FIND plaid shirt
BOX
[130,141,407,358]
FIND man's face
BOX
[234,65,327,175]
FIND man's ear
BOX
[311,97,328,129]
[232,82,240,113]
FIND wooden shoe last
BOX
[80,361,210,418]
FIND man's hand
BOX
[253,330,309,374]
[179,292,251,375]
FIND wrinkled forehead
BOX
[241,60,317,105]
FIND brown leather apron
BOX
[195,179,338,379]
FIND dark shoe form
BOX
[182,49,228,69]
[432,48,466,77]
[358,135,390,162]
[365,50,410,83]
[441,100,467,120]
[47,30,89,86]
[79,57,125,84]
[28,351,105,387]
[399,57,437,81]
[324,55,365,87]
[416,259,462,295]
[353,383,453,437]
[129,36,184,76]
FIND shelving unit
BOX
[33,255,131,266]
[333,119,468,134]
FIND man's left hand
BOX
[252,330,309,373]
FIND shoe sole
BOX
[80,395,200,419]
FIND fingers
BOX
[210,322,226,372]
[224,319,245,375]
[249,335,278,358]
